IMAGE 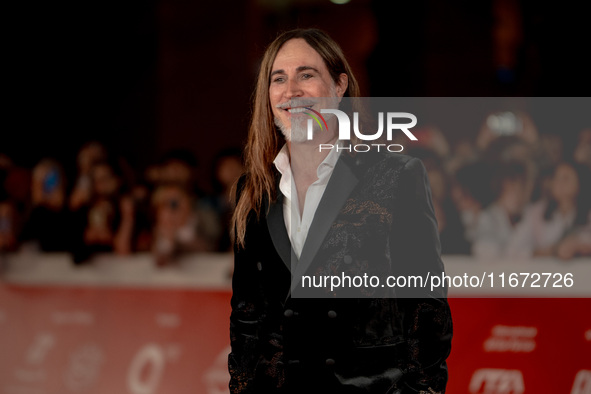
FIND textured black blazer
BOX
[229,150,453,394]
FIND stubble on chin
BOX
[274,116,316,143]
[274,116,291,142]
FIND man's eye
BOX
[301,73,313,79]
[272,77,285,83]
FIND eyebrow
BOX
[270,65,320,77]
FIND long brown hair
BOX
[232,28,360,248]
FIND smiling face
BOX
[269,38,347,142]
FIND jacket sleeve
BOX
[228,178,264,394]
[390,157,453,393]
[228,241,265,393]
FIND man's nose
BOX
[285,78,303,98]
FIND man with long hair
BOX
[229,28,452,393]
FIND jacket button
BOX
[343,255,353,264]
[325,358,335,366]
[284,309,294,318]
[327,310,337,319]
[256,261,262,271]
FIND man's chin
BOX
[281,130,309,143]
[275,117,312,143]
[282,128,312,143]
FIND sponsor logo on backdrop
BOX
[25,332,55,365]
[483,325,537,353]
[571,370,591,394]
[204,345,232,394]
[127,343,181,394]
[155,313,181,328]
[469,369,525,394]
[64,344,104,392]
[10,332,55,390]
[52,311,94,326]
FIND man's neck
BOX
[287,134,337,183]
[286,127,338,217]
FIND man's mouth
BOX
[277,100,318,114]
[283,106,309,114]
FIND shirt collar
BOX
[273,141,342,178]
[273,144,291,177]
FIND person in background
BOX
[69,141,108,211]
[555,223,591,260]
[151,182,220,266]
[0,154,28,253]
[203,148,244,252]
[446,139,479,175]
[127,180,154,253]
[476,110,538,153]
[407,147,471,255]
[472,160,530,259]
[20,159,72,252]
[482,134,534,166]
[0,193,18,253]
[70,158,133,263]
[508,160,591,259]
[535,133,563,169]
[429,166,472,255]
[452,160,493,245]
[146,149,203,197]
[529,133,564,203]
[1,154,31,218]
[574,129,591,169]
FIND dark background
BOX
[4,0,590,191]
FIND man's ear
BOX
[336,73,348,98]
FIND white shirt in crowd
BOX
[273,144,341,259]
[472,203,526,260]
[507,199,577,257]
[473,199,584,260]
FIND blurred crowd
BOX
[1,112,591,266]
[396,111,591,261]
[0,143,243,266]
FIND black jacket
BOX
[229,151,453,393]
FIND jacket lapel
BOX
[265,184,296,274]
[290,154,360,293]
